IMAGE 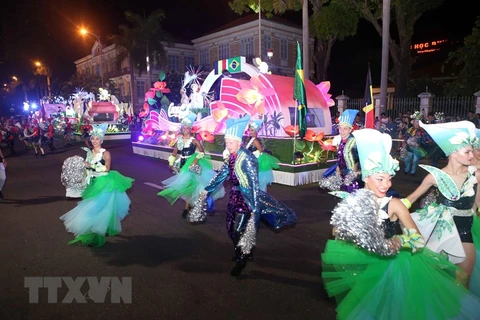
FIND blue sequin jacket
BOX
[205,147,261,221]
[205,148,297,229]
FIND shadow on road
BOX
[1,196,68,207]
[244,270,329,301]
[90,234,199,267]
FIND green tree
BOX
[342,0,445,97]
[109,24,137,109]
[310,0,358,81]
[122,10,171,87]
[444,16,480,96]
[229,0,358,83]
[58,74,103,99]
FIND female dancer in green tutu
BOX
[245,119,279,192]
[322,128,480,319]
[158,113,224,218]
[60,123,134,247]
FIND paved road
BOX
[0,139,430,320]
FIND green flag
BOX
[294,41,307,139]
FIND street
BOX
[0,139,428,320]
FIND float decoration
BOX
[136,56,337,164]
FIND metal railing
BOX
[331,96,477,119]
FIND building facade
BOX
[192,14,311,77]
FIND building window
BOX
[168,55,180,73]
[280,39,288,60]
[136,81,145,99]
[199,48,209,66]
[240,37,254,57]
[184,56,194,68]
[264,35,271,56]
[218,43,230,60]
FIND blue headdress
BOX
[225,115,251,141]
[181,113,197,128]
[473,129,480,149]
[419,121,477,156]
[338,109,359,128]
[352,128,399,180]
[249,119,264,131]
[90,123,108,142]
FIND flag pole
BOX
[292,102,298,164]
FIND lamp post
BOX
[267,49,273,59]
[34,61,51,98]
[80,28,104,87]
[258,0,261,58]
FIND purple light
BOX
[138,135,144,142]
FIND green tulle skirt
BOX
[60,170,134,247]
[82,170,134,200]
[322,240,480,320]
[158,154,224,205]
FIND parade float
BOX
[42,88,131,141]
[133,56,337,186]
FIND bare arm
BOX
[0,149,6,168]
[192,138,204,165]
[389,198,419,231]
[474,168,480,213]
[406,173,436,205]
[103,151,111,172]
[172,143,178,157]
[253,138,263,152]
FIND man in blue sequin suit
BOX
[202,115,297,277]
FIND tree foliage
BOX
[122,10,170,75]
[342,0,445,97]
[229,0,358,82]
[444,16,480,96]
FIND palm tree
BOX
[109,25,137,111]
[123,9,171,87]
[110,9,171,112]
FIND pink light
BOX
[138,135,144,142]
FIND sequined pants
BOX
[226,188,251,241]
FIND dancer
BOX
[81,118,93,149]
[60,123,134,247]
[158,113,224,218]
[322,128,480,319]
[245,119,279,191]
[320,109,362,192]
[63,119,73,146]
[25,120,45,156]
[45,118,56,151]
[403,121,479,290]
[0,148,6,199]
[195,115,297,276]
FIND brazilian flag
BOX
[293,42,307,139]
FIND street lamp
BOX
[267,49,273,59]
[34,61,51,98]
[80,28,104,87]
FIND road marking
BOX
[144,182,165,190]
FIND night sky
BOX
[0,0,477,96]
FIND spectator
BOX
[467,110,479,128]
